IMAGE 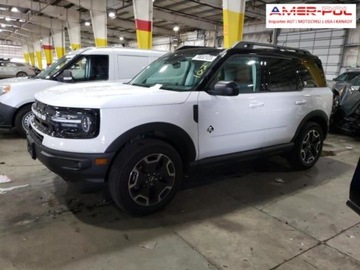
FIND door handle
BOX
[295,100,307,105]
[249,102,264,108]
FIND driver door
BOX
[197,55,268,160]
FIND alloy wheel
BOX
[128,153,176,206]
[22,112,33,131]
[300,129,321,164]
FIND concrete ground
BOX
[0,129,359,270]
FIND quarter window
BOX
[295,61,317,88]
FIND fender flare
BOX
[105,122,197,163]
[291,110,329,142]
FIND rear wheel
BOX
[14,105,32,138]
[108,139,183,215]
[288,122,324,170]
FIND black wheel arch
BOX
[291,110,329,142]
[105,122,196,174]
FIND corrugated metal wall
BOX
[278,29,346,80]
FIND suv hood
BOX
[0,77,31,83]
[0,77,61,107]
[35,81,191,108]
[0,77,59,88]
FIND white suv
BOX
[27,42,333,215]
[0,47,166,136]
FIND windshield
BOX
[129,48,222,91]
[36,54,76,79]
[349,75,360,86]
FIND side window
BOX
[6,63,17,67]
[88,55,109,81]
[264,58,299,92]
[212,55,260,93]
[70,57,87,80]
[61,55,108,82]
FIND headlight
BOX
[50,108,99,138]
[31,101,100,139]
[0,85,11,95]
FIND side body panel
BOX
[197,92,266,159]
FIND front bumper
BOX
[347,158,360,215]
[27,126,115,188]
[0,102,16,128]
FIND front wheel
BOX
[14,105,33,137]
[288,122,324,170]
[108,139,183,215]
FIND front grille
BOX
[32,101,56,136]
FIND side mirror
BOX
[208,81,239,96]
[58,69,73,82]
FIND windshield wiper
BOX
[131,83,151,88]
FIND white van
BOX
[0,47,167,136]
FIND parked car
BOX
[0,61,36,78]
[347,158,360,215]
[330,75,360,134]
[0,47,167,136]
[328,70,360,89]
[27,41,333,215]
[334,71,360,83]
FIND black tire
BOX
[14,105,33,138]
[108,139,183,215]
[288,122,324,170]
[16,72,28,77]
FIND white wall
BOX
[0,43,23,60]
[342,22,360,71]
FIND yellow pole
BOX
[223,0,246,48]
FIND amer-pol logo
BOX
[266,4,356,28]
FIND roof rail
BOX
[232,41,311,55]
[175,45,214,51]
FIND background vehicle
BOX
[28,42,333,215]
[0,61,36,78]
[328,70,360,89]
[0,47,167,136]
[330,75,360,135]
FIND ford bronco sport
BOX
[27,42,333,215]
